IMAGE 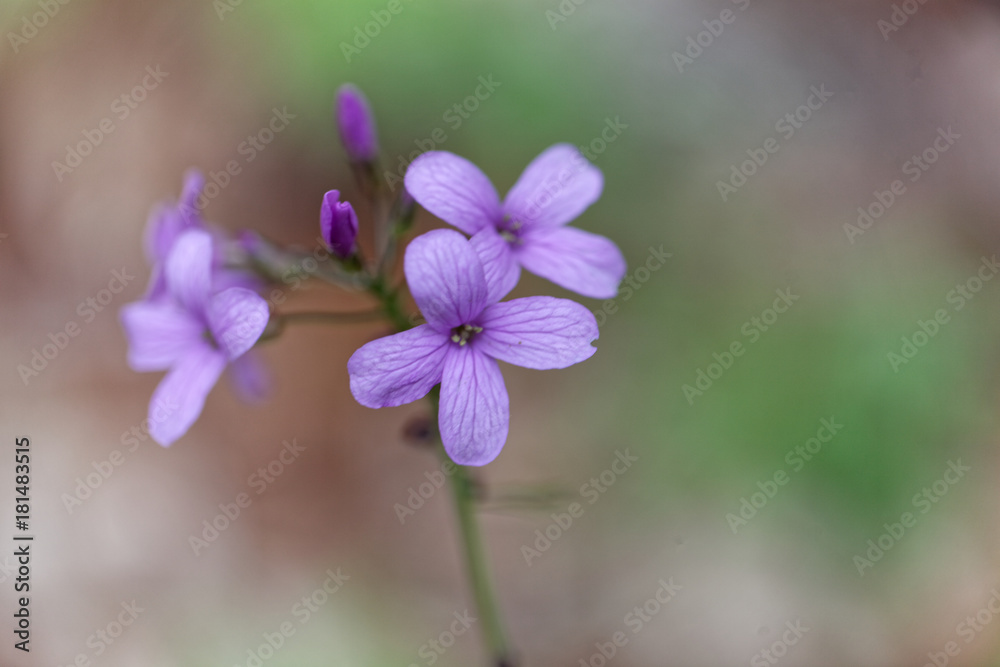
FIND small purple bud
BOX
[320,190,358,259]
[335,84,379,163]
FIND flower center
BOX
[498,215,524,245]
[450,323,483,347]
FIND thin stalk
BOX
[447,458,514,667]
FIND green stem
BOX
[423,388,512,666]
[448,459,513,667]
[370,278,412,332]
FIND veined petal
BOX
[439,346,509,466]
[475,296,598,370]
[348,324,450,408]
[404,151,501,235]
[148,343,227,447]
[503,144,603,228]
[470,227,521,304]
[165,229,214,317]
[516,226,626,299]
[207,287,270,360]
[120,300,203,372]
[404,229,488,331]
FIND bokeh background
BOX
[3,0,1000,665]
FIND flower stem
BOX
[448,459,514,667]
[375,271,513,666]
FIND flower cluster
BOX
[121,83,626,465]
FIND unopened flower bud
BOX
[335,84,379,163]
[320,190,358,259]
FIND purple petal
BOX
[348,324,450,408]
[120,300,203,372]
[206,287,270,360]
[165,229,214,317]
[503,144,603,228]
[148,344,227,447]
[179,169,205,224]
[516,226,627,299]
[404,152,501,235]
[320,190,359,259]
[143,204,182,266]
[439,346,509,466]
[227,352,271,403]
[470,227,521,304]
[404,229,488,331]
[475,296,598,370]
[336,84,379,162]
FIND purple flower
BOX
[335,84,379,163]
[121,229,270,446]
[320,190,359,259]
[142,170,206,300]
[404,144,627,300]
[348,229,599,466]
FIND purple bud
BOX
[335,84,379,163]
[320,190,358,259]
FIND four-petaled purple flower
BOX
[404,144,627,300]
[348,229,599,466]
[121,229,270,446]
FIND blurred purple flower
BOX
[348,229,598,466]
[142,170,205,301]
[320,190,359,258]
[138,171,269,404]
[404,144,627,300]
[121,229,270,446]
[335,84,379,163]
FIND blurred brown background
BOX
[5,0,1000,665]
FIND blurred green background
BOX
[4,0,1000,665]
